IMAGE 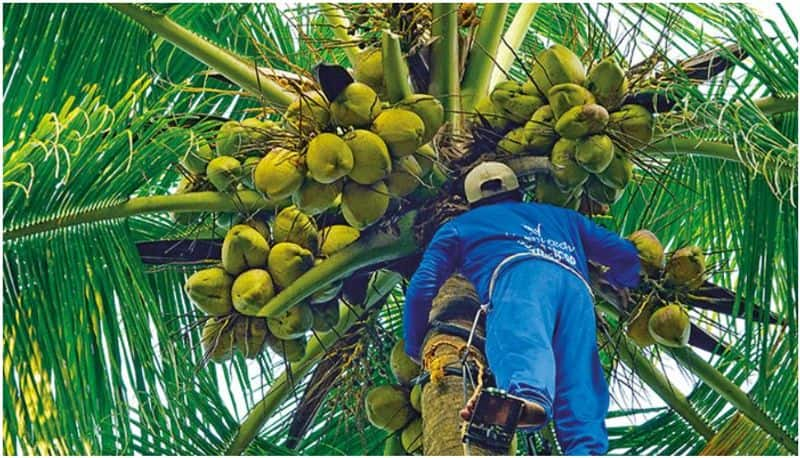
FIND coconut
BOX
[608,104,653,151]
[231,269,275,316]
[535,173,578,207]
[554,104,609,139]
[575,134,615,173]
[371,108,426,158]
[547,83,596,120]
[244,218,271,240]
[292,177,342,215]
[265,333,307,362]
[222,224,270,275]
[267,303,314,339]
[490,80,546,124]
[585,57,628,110]
[319,225,361,257]
[341,181,390,229]
[550,138,589,190]
[310,299,340,332]
[648,303,691,348]
[396,94,445,144]
[254,148,306,199]
[414,146,437,176]
[306,133,354,184]
[409,384,421,413]
[391,339,421,385]
[171,177,205,225]
[285,91,331,134]
[178,129,215,175]
[233,316,269,359]
[527,44,586,97]
[626,298,658,347]
[273,206,320,253]
[364,385,414,432]
[353,47,386,97]
[401,417,423,454]
[585,175,622,205]
[201,317,236,363]
[343,129,392,184]
[331,82,382,128]
[496,127,529,155]
[383,434,406,456]
[267,242,314,289]
[523,105,559,156]
[386,172,420,198]
[597,150,633,190]
[216,118,273,156]
[185,267,234,316]
[628,230,665,276]
[665,246,706,290]
[206,156,242,192]
[473,97,512,131]
[240,156,261,190]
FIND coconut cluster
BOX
[364,339,422,454]
[475,45,654,211]
[184,211,361,364]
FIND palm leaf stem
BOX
[110,4,293,108]
[226,271,402,455]
[381,31,413,103]
[429,4,461,129]
[489,3,541,88]
[755,95,798,115]
[319,3,359,65]
[460,3,511,112]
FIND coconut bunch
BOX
[626,298,692,349]
[184,209,362,364]
[627,230,708,290]
[364,339,423,454]
[474,45,655,211]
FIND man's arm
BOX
[403,222,461,361]
[575,212,642,288]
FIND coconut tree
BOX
[3,3,797,456]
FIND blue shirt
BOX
[403,200,641,359]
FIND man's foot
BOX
[459,397,547,427]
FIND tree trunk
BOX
[419,275,515,455]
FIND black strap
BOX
[411,361,495,388]
[427,320,486,353]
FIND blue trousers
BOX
[484,259,609,455]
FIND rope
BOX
[460,305,488,455]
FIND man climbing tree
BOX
[403,162,644,455]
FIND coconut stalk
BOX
[381,31,413,103]
[111,4,293,108]
[319,3,359,65]
[488,4,540,88]
[254,212,418,318]
[459,4,510,113]
[4,191,280,241]
[429,3,461,129]
[754,95,798,115]
[226,270,402,455]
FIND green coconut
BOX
[550,138,589,190]
[267,242,314,289]
[401,417,423,454]
[341,181,390,229]
[292,177,342,215]
[231,268,275,316]
[527,44,586,97]
[585,57,628,110]
[310,299,340,332]
[585,175,622,205]
[523,105,559,156]
[396,94,445,144]
[535,173,578,207]
[496,127,529,155]
[221,224,270,275]
[177,129,215,175]
[547,83,596,120]
[201,317,236,363]
[491,80,546,124]
[265,333,307,362]
[391,339,421,386]
[343,129,392,185]
[306,133,354,184]
[648,303,691,348]
[371,108,426,158]
[597,150,633,190]
[206,156,242,192]
[233,316,269,359]
[665,246,706,290]
[240,156,261,190]
[244,218,271,240]
[383,433,406,456]
[185,267,234,316]
[331,82,382,128]
[267,302,314,339]
[285,91,331,134]
[216,118,273,156]
[575,134,615,173]
[364,385,414,432]
[272,205,320,253]
[254,148,306,199]
[353,47,386,97]
[409,384,422,413]
[628,230,665,276]
[414,146,437,176]
[473,97,512,132]
[319,225,361,257]
[554,104,609,139]
[608,104,653,151]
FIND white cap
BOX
[464,161,520,204]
